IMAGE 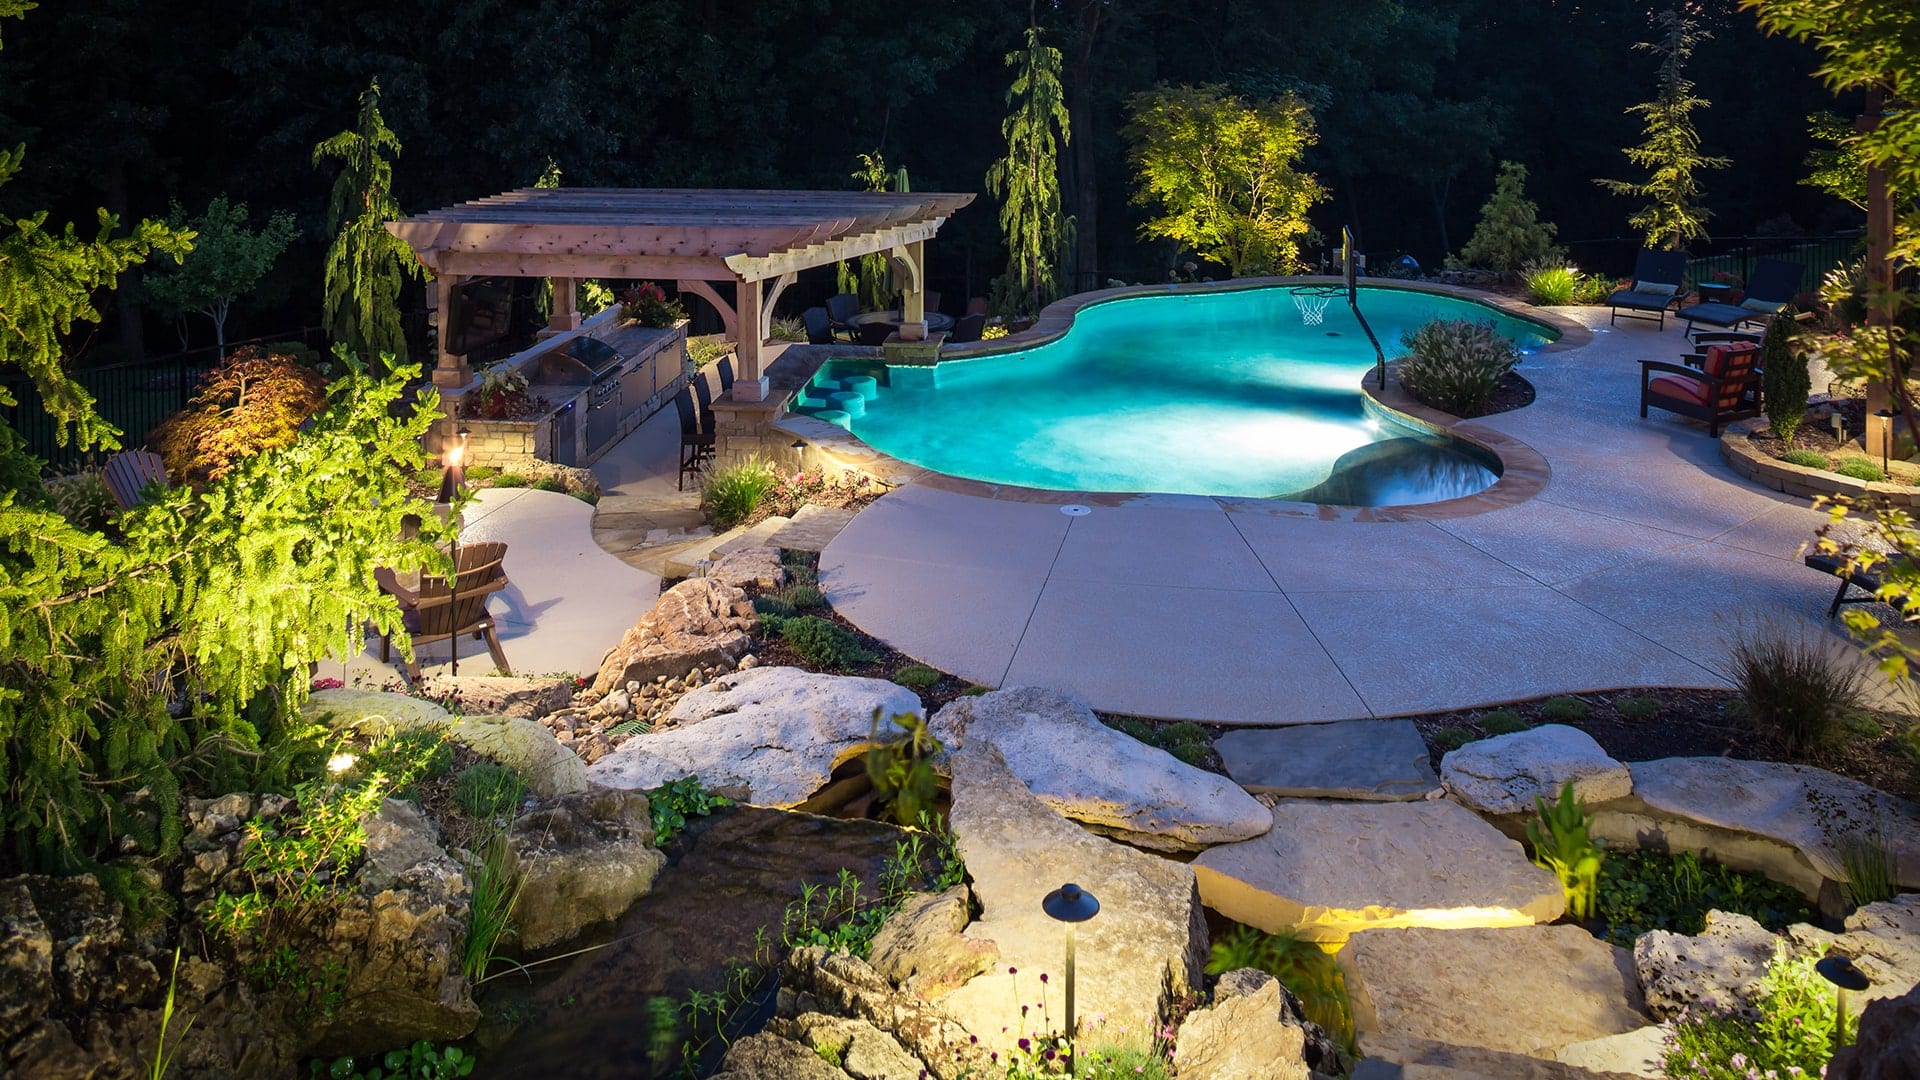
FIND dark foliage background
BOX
[0,0,1853,357]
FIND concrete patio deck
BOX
[821,305,1890,724]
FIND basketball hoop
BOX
[1293,289,1334,326]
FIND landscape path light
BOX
[436,427,470,674]
[1041,882,1099,1075]
[1815,954,1869,1055]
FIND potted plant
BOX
[619,282,687,328]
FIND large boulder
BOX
[781,947,994,1080]
[779,1013,928,1080]
[591,577,755,696]
[1623,758,1920,892]
[867,887,999,996]
[1211,968,1350,1076]
[1356,1035,1649,1079]
[931,746,1208,1055]
[1191,800,1565,941]
[305,689,586,796]
[1215,718,1441,801]
[707,546,787,590]
[586,667,921,805]
[506,788,666,951]
[1340,925,1649,1058]
[710,1031,854,1079]
[0,882,52,1043]
[930,687,1270,851]
[418,674,576,720]
[1172,978,1311,1080]
[1827,982,1920,1080]
[1441,724,1632,816]
[1633,910,1781,1021]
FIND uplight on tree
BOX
[314,79,429,374]
[1594,7,1729,251]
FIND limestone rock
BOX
[708,546,787,590]
[933,746,1208,1055]
[1837,892,1920,1004]
[419,674,576,720]
[780,947,994,1080]
[711,1031,854,1079]
[1173,979,1311,1080]
[930,687,1270,850]
[1358,1035,1648,1079]
[592,578,755,696]
[867,887,998,996]
[0,882,52,1043]
[1341,925,1649,1058]
[304,689,586,796]
[1441,724,1632,816]
[507,788,666,951]
[781,1013,928,1080]
[1207,968,1350,1076]
[586,667,921,806]
[1633,910,1780,1021]
[1827,982,1920,1080]
[1216,719,1441,801]
[1628,758,1920,889]
[1192,800,1565,941]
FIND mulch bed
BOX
[1746,397,1920,486]
[1477,370,1535,417]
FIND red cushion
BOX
[1702,343,1759,378]
[1650,374,1710,405]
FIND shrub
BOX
[1108,716,1214,768]
[1456,161,1560,274]
[1616,695,1662,721]
[619,282,685,327]
[1761,312,1811,441]
[703,456,783,529]
[531,477,567,493]
[777,614,876,670]
[1836,455,1886,482]
[768,316,808,343]
[1726,617,1865,756]
[1397,318,1522,417]
[891,663,943,689]
[1430,726,1474,753]
[149,346,329,485]
[777,580,825,610]
[453,762,526,821]
[463,365,541,420]
[46,467,118,534]
[1573,273,1620,305]
[754,596,796,621]
[687,336,733,368]
[1781,448,1830,469]
[1522,258,1580,306]
[491,473,528,488]
[1206,926,1353,1047]
[1479,708,1527,734]
[1542,695,1591,721]
[463,465,498,481]
[356,727,453,798]
[569,489,597,504]
[1527,781,1603,920]
[646,775,730,846]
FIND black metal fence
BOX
[1562,232,1863,290]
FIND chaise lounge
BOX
[1678,257,1803,336]
[1606,249,1689,329]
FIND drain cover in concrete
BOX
[1216,719,1440,801]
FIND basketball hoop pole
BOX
[1342,227,1388,389]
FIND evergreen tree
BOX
[1456,162,1561,274]
[836,152,903,311]
[1123,85,1326,278]
[1760,311,1810,441]
[986,26,1071,318]
[141,195,296,356]
[314,80,427,374]
[1595,8,1730,251]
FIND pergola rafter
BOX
[387,188,974,400]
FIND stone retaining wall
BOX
[1720,417,1920,507]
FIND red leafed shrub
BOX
[149,347,329,485]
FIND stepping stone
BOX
[1216,719,1440,801]
[709,516,791,559]
[1625,758,1920,890]
[768,504,860,553]
[1191,800,1564,942]
[1442,724,1631,816]
[1339,925,1650,1059]
[1354,1035,1646,1079]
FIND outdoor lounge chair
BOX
[1679,257,1804,336]
[674,387,714,491]
[802,306,835,344]
[104,450,169,511]
[1606,250,1689,329]
[375,541,513,681]
[1639,341,1762,437]
[826,294,861,341]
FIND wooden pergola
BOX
[387,187,976,400]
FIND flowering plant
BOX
[620,281,686,328]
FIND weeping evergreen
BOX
[315,80,428,373]
[986,26,1071,318]
[1595,8,1730,251]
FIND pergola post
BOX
[548,276,580,332]
[733,272,769,401]
[895,240,927,341]
[431,271,473,389]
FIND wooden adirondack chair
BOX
[375,541,513,680]
[103,450,169,510]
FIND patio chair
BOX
[857,322,896,347]
[949,312,987,343]
[826,293,861,341]
[1606,249,1689,329]
[674,387,714,491]
[692,370,717,436]
[1679,258,1804,336]
[375,541,513,681]
[802,306,835,345]
[716,356,735,394]
[1639,341,1763,437]
[922,290,943,316]
[104,450,169,511]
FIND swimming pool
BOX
[792,284,1557,503]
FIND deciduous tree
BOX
[1122,84,1325,278]
[141,196,296,356]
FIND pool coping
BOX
[775,279,1570,522]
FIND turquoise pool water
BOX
[793,285,1556,503]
